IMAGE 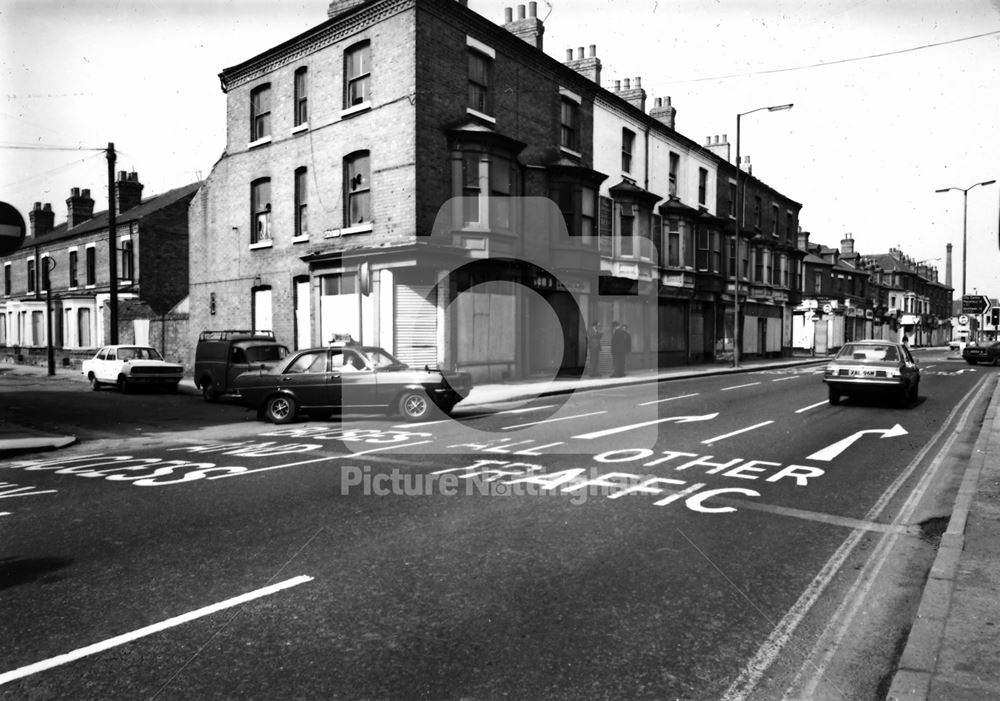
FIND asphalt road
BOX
[1,350,995,699]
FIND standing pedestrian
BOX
[586,321,603,377]
[610,321,628,377]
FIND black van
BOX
[194,330,289,402]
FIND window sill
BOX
[248,136,272,149]
[467,107,496,124]
[560,146,582,159]
[291,235,309,244]
[249,240,274,250]
[292,123,309,134]
[340,102,371,119]
[324,223,373,238]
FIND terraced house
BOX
[188,0,805,380]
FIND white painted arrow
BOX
[574,413,719,440]
[806,424,908,462]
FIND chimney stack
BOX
[703,133,730,162]
[28,202,55,238]
[613,75,646,112]
[503,3,544,51]
[840,233,854,256]
[116,171,144,214]
[945,243,953,289]
[797,229,810,252]
[649,96,677,130]
[66,187,95,229]
[327,0,369,19]
[740,155,752,175]
[564,44,601,85]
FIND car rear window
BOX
[246,345,288,363]
[840,345,897,362]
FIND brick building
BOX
[189,0,806,379]
[0,172,200,366]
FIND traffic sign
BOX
[0,201,25,255]
[962,295,990,315]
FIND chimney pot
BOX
[504,6,512,22]
[33,202,41,211]
[577,46,584,59]
[81,188,90,198]
[623,78,630,89]
[634,77,641,88]
[589,44,596,57]
[705,136,712,145]
[71,187,80,198]
[614,79,621,91]
[117,170,128,182]
[43,203,51,212]
[517,4,525,19]
[528,1,536,18]
[566,48,573,60]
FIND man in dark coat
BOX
[610,321,630,377]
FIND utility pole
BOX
[107,142,118,344]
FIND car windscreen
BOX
[119,347,164,361]
[246,345,289,363]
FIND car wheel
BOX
[201,381,219,402]
[398,391,433,422]
[264,395,297,424]
[828,387,840,405]
[89,374,101,391]
[119,376,132,394]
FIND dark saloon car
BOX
[232,344,473,423]
[962,341,1000,366]
[823,339,920,406]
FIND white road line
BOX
[0,488,58,499]
[208,441,434,480]
[771,376,800,383]
[639,393,699,406]
[795,400,829,413]
[701,421,774,444]
[0,575,314,687]
[495,405,556,415]
[0,513,10,517]
[501,411,607,431]
[721,382,761,391]
[391,419,450,428]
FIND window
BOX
[251,178,271,244]
[814,272,822,294]
[27,259,36,293]
[728,182,737,218]
[786,211,795,239]
[771,204,779,236]
[711,230,722,274]
[3,263,10,295]
[666,218,681,267]
[78,308,91,347]
[294,67,308,126]
[458,151,517,230]
[753,195,762,228]
[322,273,356,295]
[41,256,50,290]
[294,167,308,238]
[344,42,370,108]
[286,350,327,374]
[598,196,613,256]
[344,151,371,226]
[490,157,512,229]
[621,128,635,173]
[560,98,579,152]
[250,84,271,142]
[581,187,595,237]
[698,167,708,206]
[120,239,133,280]
[468,50,492,114]
[619,203,635,257]
[85,247,96,285]
[555,184,596,238]
[69,251,78,287]
[727,236,736,277]
[754,246,763,282]
[668,153,679,197]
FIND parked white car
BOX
[81,345,184,393]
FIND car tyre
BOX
[201,381,219,402]
[264,394,297,424]
[828,387,841,405]
[119,376,132,394]
[398,390,433,422]
[89,374,102,391]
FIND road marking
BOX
[208,441,434,480]
[0,575,314,687]
[391,419,451,428]
[574,413,719,440]
[771,376,800,383]
[639,393,699,406]
[806,425,908,462]
[0,484,58,499]
[721,382,761,391]
[502,411,607,430]
[701,421,774,444]
[495,405,556,415]
[795,400,829,413]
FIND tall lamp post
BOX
[733,103,793,368]
[935,179,996,297]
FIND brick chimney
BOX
[503,3,544,51]
[613,77,646,112]
[945,243,953,289]
[28,202,54,238]
[116,171,144,214]
[327,0,369,19]
[840,232,854,256]
[650,96,677,130]
[797,229,810,252]
[66,187,95,229]
[703,134,730,162]
[564,45,601,85]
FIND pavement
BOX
[2,350,999,700]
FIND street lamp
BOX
[733,103,793,368]
[935,179,996,297]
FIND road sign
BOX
[958,314,970,326]
[0,201,26,255]
[962,295,990,315]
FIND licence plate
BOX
[849,368,877,377]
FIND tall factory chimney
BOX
[946,243,953,291]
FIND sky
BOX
[2,0,999,299]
